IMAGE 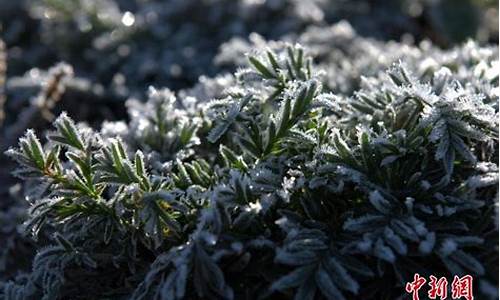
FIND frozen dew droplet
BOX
[121,11,135,27]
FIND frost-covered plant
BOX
[2,41,498,300]
[216,21,499,96]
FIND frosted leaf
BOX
[314,93,341,111]
[343,215,385,232]
[207,121,231,143]
[325,257,360,294]
[390,219,418,242]
[383,227,407,255]
[373,239,396,263]
[452,250,485,275]
[275,249,319,266]
[439,239,458,256]
[418,232,436,254]
[271,265,313,291]
[368,190,392,214]
[315,268,346,300]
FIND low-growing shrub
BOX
[2,41,498,299]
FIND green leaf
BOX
[271,265,314,291]
[248,56,274,79]
[315,266,346,300]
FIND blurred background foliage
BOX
[0,0,498,93]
